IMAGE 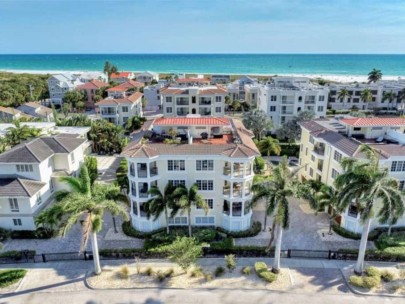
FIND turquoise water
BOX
[0,54,405,76]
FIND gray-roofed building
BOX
[17,102,54,122]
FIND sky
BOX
[0,0,405,54]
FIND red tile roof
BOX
[106,80,144,92]
[77,79,109,90]
[340,117,405,127]
[153,117,230,126]
[110,72,132,79]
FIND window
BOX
[311,155,315,162]
[168,217,187,225]
[71,153,75,164]
[195,216,215,225]
[215,107,221,113]
[168,180,186,187]
[216,96,222,102]
[9,198,19,212]
[197,199,213,209]
[50,179,54,192]
[309,168,314,177]
[353,127,361,131]
[309,135,314,144]
[132,201,138,215]
[166,107,173,113]
[139,202,148,217]
[269,106,276,112]
[319,95,325,102]
[122,106,128,113]
[333,151,342,162]
[281,96,287,102]
[131,181,136,196]
[371,127,383,130]
[13,219,22,226]
[232,202,242,216]
[196,160,214,171]
[399,181,405,190]
[305,147,308,156]
[168,160,185,171]
[317,106,324,112]
[270,95,277,102]
[331,169,339,179]
[196,180,214,191]
[16,164,33,172]
[348,204,358,218]
[391,161,405,172]
[166,96,172,103]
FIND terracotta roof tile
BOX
[340,117,405,127]
[110,72,132,79]
[106,80,144,92]
[77,79,108,90]
[153,117,230,126]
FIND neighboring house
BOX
[110,72,135,84]
[135,71,159,83]
[257,77,329,129]
[0,134,88,230]
[211,75,231,84]
[47,74,84,106]
[75,72,108,83]
[175,78,211,87]
[226,76,258,101]
[160,85,227,117]
[121,117,260,232]
[0,122,90,138]
[96,92,143,125]
[106,80,144,99]
[17,102,54,121]
[143,83,165,111]
[328,80,405,111]
[0,106,33,121]
[298,117,405,233]
[77,79,109,109]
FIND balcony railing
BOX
[233,169,244,178]
[176,101,189,106]
[281,111,294,115]
[139,190,148,198]
[223,187,231,196]
[138,170,148,178]
[232,189,243,198]
[313,146,325,156]
[223,167,231,176]
[281,100,295,104]
[149,167,158,177]
[101,110,117,115]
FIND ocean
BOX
[0,54,405,76]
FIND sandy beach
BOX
[1,69,404,84]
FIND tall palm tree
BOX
[335,145,405,274]
[337,88,351,110]
[38,166,129,275]
[115,158,129,194]
[5,120,40,147]
[258,136,281,156]
[146,183,177,234]
[367,68,382,83]
[251,156,300,273]
[172,184,207,237]
[382,91,396,111]
[360,89,373,111]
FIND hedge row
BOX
[216,221,262,238]
[0,250,36,259]
[331,222,380,241]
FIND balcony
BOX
[101,109,117,115]
[139,189,149,198]
[317,163,323,172]
[199,98,212,106]
[176,98,189,106]
[313,146,325,156]
[223,167,231,176]
[281,111,294,115]
[138,170,148,178]
[223,187,231,196]
[281,100,295,105]
[150,167,158,177]
[233,169,244,178]
[304,100,316,105]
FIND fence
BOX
[0,248,403,265]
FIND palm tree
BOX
[360,89,373,111]
[5,120,41,147]
[38,166,129,275]
[337,88,351,110]
[173,184,207,237]
[367,68,382,83]
[382,91,396,111]
[146,183,177,234]
[251,156,300,273]
[335,145,405,274]
[115,158,129,194]
[258,136,281,156]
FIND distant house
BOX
[75,72,108,83]
[96,92,143,125]
[17,102,54,122]
[135,71,159,84]
[175,78,211,87]
[0,106,33,121]
[77,79,109,109]
[47,74,84,106]
[106,80,144,99]
[110,72,135,84]
[211,75,231,84]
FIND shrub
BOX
[119,265,129,279]
[0,250,36,260]
[155,270,166,282]
[254,262,277,283]
[122,221,165,239]
[365,266,380,277]
[144,267,153,276]
[0,228,11,241]
[380,270,395,282]
[349,275,364,288]
[332,222,380,240]
[376,232,405,250]
[0,269,27,288]
[214,266,225,277]
[225,254,236,272]
[193,229,216,243]
[190,266,204,278]
[242,266,251,275]
[216,222,261,238]
[210,237,234,251]
[363,276,381,289]
[10,228,54,239]
[164,268,174,278]
[204,272,213,282]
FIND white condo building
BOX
[160,84,227,117]
[328,80,405,111]
[121,117,260,232]
[298,117,405,233]
[257,77,329,128]
[226,76,259,102]
[47,74,84,106]
[0,134,89,230]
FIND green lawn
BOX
[0,269,27,288]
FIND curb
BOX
[340,269,405,298]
